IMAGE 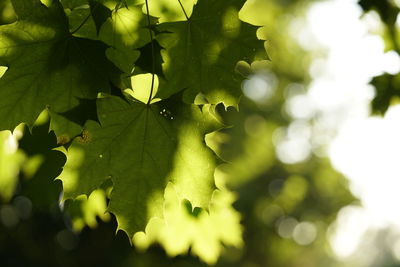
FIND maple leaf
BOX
[370,73,400,115]
[62,0,98,40]
[58,94,222,236]
[134,40,165,78]
[143,0,197,23]
[64,188,111,232]
[98,1,154,75]
[156,0,267,107]
[133,184,243,264]
[0,0,119,139]
[61,0,88,9]
[61,0,111,38]
[18,119,67,208]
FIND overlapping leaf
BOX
[98,1,153,75]
[156,0,267,107]
[64,189,111,232]
[143,0,197,23]
[58,95,222,236]
[61,0,99,40]
[0,0,119,140]
[0,0,265,262]
[133,184,243,264]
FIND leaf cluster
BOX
[358,0,400,114]
[0,0,266,262]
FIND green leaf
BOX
[134,39,165,77]
[133,184,243,264]
[0,0,119,138]
[98,0,196,22]
[59,98,99,127]
[61,0,88,9]
[62,0,112,39]
[58,95,221,236]
[89,0,112,34]
[61,1,97,39]
[0,129,25,201]
[65,3,98,39]
[64,189,111,232]
[358,0,399,26]
[50,98,99,144]
[370,73,400,115]
[144,0,197,23]
[156,0,267,107]
[18,118,66,209]
[98,1,153,75]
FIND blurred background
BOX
[1,0,400,266]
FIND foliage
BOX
[0,0,267,263]
[0,0,356,266]
[358,0,400,115]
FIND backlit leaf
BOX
[156,0,267,107]
[58,95,221,236]
[0,0,119,140]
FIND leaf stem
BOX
[177,0,189,20]
[70,2,103,35]
[145,0,156,105]
[71,13,92,35]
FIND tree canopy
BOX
[2,0,397,266]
